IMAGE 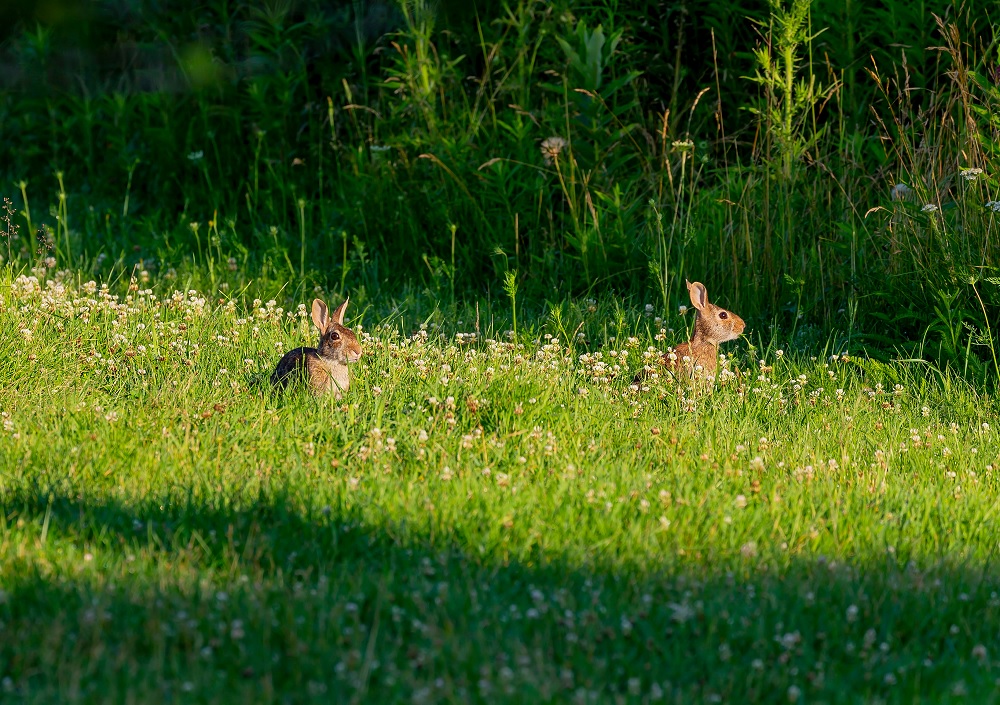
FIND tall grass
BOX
[0,0,997,374]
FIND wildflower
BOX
[960,167,983,181]
[986,201,1000,213]
[667,602,694,623]
[671,139,694,151]
[749,456,765,472]
[921,203,938,213]
[187,150,204,162]
[678,305,688,315]
[973,644,988,664]
[540,136,568,165]
[891,183,914,201]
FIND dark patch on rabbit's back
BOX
[270,346,318,387]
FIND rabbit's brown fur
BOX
[637,280,744,383]
[270,298,362,397]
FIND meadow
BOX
[2,0,1000,702]
[2,265,1000,703]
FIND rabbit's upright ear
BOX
[687,281,709,311]
[332,297,349,325]
[312,299,329,332]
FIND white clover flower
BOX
[187,150,204,162]
[972,644,988,663]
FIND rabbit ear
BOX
[687,281,709,311]
[311,299,329,332]
[331,297,349,325]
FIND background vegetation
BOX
[1,0,999,377]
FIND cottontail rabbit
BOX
[270,298,362,397]
[638,280,745,382]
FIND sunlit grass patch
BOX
[2,267,1000,703]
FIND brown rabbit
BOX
[637,280,745,383]
[270,298,363,397]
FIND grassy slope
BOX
[1,267,1000,703]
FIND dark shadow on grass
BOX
[2,488,1000,704]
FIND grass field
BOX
[2,0,999,702]
[2,266,1000,703]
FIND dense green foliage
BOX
[2,0,999,366]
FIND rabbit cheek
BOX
[307,355,349,396]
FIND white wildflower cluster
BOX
[357,427,396,462]
[577,350,625,384]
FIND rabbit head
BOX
[312,298,363,364]
[687,280,745,345]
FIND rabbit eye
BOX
[719,311,728,320]
[329,331,341,340]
